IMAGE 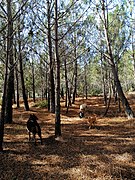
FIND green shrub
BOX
[90,88,102,96]
[33,100,48,108]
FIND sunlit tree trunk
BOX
[14,41,20,108]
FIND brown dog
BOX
[87,114,97,129]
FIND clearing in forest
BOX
[1,96,135,180]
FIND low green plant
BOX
[33,100,48,108]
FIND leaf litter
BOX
[1,96,135,180]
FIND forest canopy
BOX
[0,0,134,99]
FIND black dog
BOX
[27,114,43,145]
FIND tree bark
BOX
[102,0,134,118]
[32,61,35,103]
[72,44,77,104]
[15,65,20,108]
[54,0,61,137]
[72,58,77,104]
[19,49,29,111]
[84,60,88,99]
[18,17,29,111]
[47,0,55,113]
[64,58,68,107]
[14,37,20,108]
[112,64,133,118]
[5,0,14,123]
[64,57,71,113]
[0,54,8,151]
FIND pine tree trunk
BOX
[102,0,134,118]
[14,38,20,108]
[47,0,55,113]
[15,65,20,108]
[32,62,35,103]
[18,16,29,111]
[112,64,134,118]
[72,58,77,104]
[0,8,10,148]
[64,58,68,107]
[0,65,8,151]
[0,110,4,151]
[5,0,14,124]
[84,61,88,99]
[54,0,61,137]
[72,40,77,103]
[64,57,71,110]
[19,51,29,111]
[5,73,14,123]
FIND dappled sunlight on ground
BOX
[1,96,135,179]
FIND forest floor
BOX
[1,94,135,180]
